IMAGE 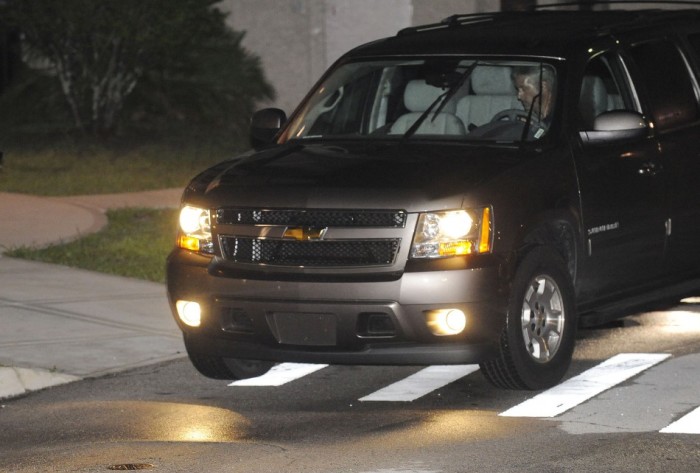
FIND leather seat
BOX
[389,80,466,135]
[456,66,522,129]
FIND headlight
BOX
[177,205,214,254]
[411,207,492,259]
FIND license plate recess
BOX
[267,312,337,346]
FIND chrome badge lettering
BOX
[587,221,620,236]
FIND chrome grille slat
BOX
[216,209,406,228]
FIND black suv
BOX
[167,8,700,389]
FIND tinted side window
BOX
[578,53,633,130]
[629,40,699,130]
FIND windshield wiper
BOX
[519,92,540,142]
[402,61,479,141]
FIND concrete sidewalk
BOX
[0,188,182,250]
[0,189,185,399]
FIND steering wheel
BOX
[490,108,530,123]
[490,108,547,137]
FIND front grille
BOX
[217,209,406,228]
[220,237,401,267]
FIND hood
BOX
[184,141,526,212]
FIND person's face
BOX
[514,74,539,110]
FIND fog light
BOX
[176,300,202,327]
[426,309,467,336]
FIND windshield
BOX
[279,57,557,144]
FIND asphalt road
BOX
[1,304,700,473]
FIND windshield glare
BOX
[279,58,557,144]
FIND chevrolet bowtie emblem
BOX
[283,226,328,241]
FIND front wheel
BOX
[480,247,576,390]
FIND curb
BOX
[0,367,81,400]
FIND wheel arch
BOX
[501,205,582,298]
[520,217,579,284]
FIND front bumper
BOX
[167,250,508,365]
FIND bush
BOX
[0,0,274,140]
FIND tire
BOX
[480,247,576,390]
[223,358,275,380]
[184,335,274,380]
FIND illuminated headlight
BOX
[410,208,492,259]
[177,205,214,254]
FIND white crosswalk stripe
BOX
[359,365,480,402]
[660,406,700,434]
[500,353,671,418]
[228,362,328,386]
[226,353,699,434]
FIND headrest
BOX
[471,66,514,95]
[403,80,451,112]
[581,76,607,106]
[580,75,608,121]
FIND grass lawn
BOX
[6,208,179,283]
[0,134,242,281]
[0,140,235,196]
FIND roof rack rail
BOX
[440,12,500,26]
[398,2,700,37]
[536,0,700,8]
[397,12,500,35]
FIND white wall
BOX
[221,0,316,113]
[220,0,484,113]
[412,0,500,24]
[324,0,413,67]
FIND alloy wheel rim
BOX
[520,274,565,363]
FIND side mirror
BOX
[250,108,287,149]
[579,111,648,146]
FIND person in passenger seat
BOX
[512,65,555,126]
